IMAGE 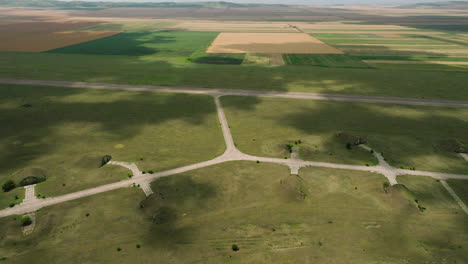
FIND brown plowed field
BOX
[207,33,343,54]
[0,21,120,52]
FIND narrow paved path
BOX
[441,180,468,215]
[1,78,467,107]
[21,185,37,205]
[1,84,468,218]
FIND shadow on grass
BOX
[140,175,217,247]
[222,95,468,173]
[46,32,176,56]
[0,85,220,176]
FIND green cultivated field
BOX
[0,84,224,201]
[221,96,468,174]
[0,162,466,263]
[48,30,244,65]
[283,54,372,68]
[352,55,468,62]
[49,31,219,57]
[1,52,468,100]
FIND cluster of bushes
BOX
[2,176,47,192]
[285,140,303,153]
[336,132,366,149]
[2,180,15,192]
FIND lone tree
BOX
[232,244,240,251]
[383,182,390,193]
[20,216,32,226]
[2,180,16,192]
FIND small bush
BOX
[100,155,112,167]
[231,244,240,251]
[383,182,390,193]
[116,247,122,252]
[148,170,154,174]
[285,144,293,153]
[9,203,15,208]
[19,176,46,187]
[256,160,260,164]
[2,180,16,192]
[346,143,352,149]
[136,244,141,248]
[20,216,32,226]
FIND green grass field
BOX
[0,162,466,263]
[283,54,372,68]
[1,52,468,100]
[47,30,245,65]
[368,62,468,72]
[0,84,224,201]
[47,31,217,57]
[447,179,468,205]
[352,55,468,62]
[221,96,468,173]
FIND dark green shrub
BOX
[100,155,112,167]
[383,182,390,193]
[136,244,141,248]
[20,216,32,226]
[2,180,16,192]
[19,176,46,187]
[232,244,239,251]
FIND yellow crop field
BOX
[207,33,343,54]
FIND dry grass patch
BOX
[207,33,343,54]
[0,21,120,52]
[171,20,297,32]
[0,30,120,52]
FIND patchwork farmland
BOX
[0,1,467,263]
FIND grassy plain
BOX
[0,84,224,201]
[1,52,468,100]
[221,96,468,174]
[0,162,466,263]
[447,179,468,205]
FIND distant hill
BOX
[0,0,288,8]
[400,1,468,8]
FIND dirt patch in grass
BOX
[207,33,343,54]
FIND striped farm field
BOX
[207,33,343,54]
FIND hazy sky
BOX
[59,0,467,5]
